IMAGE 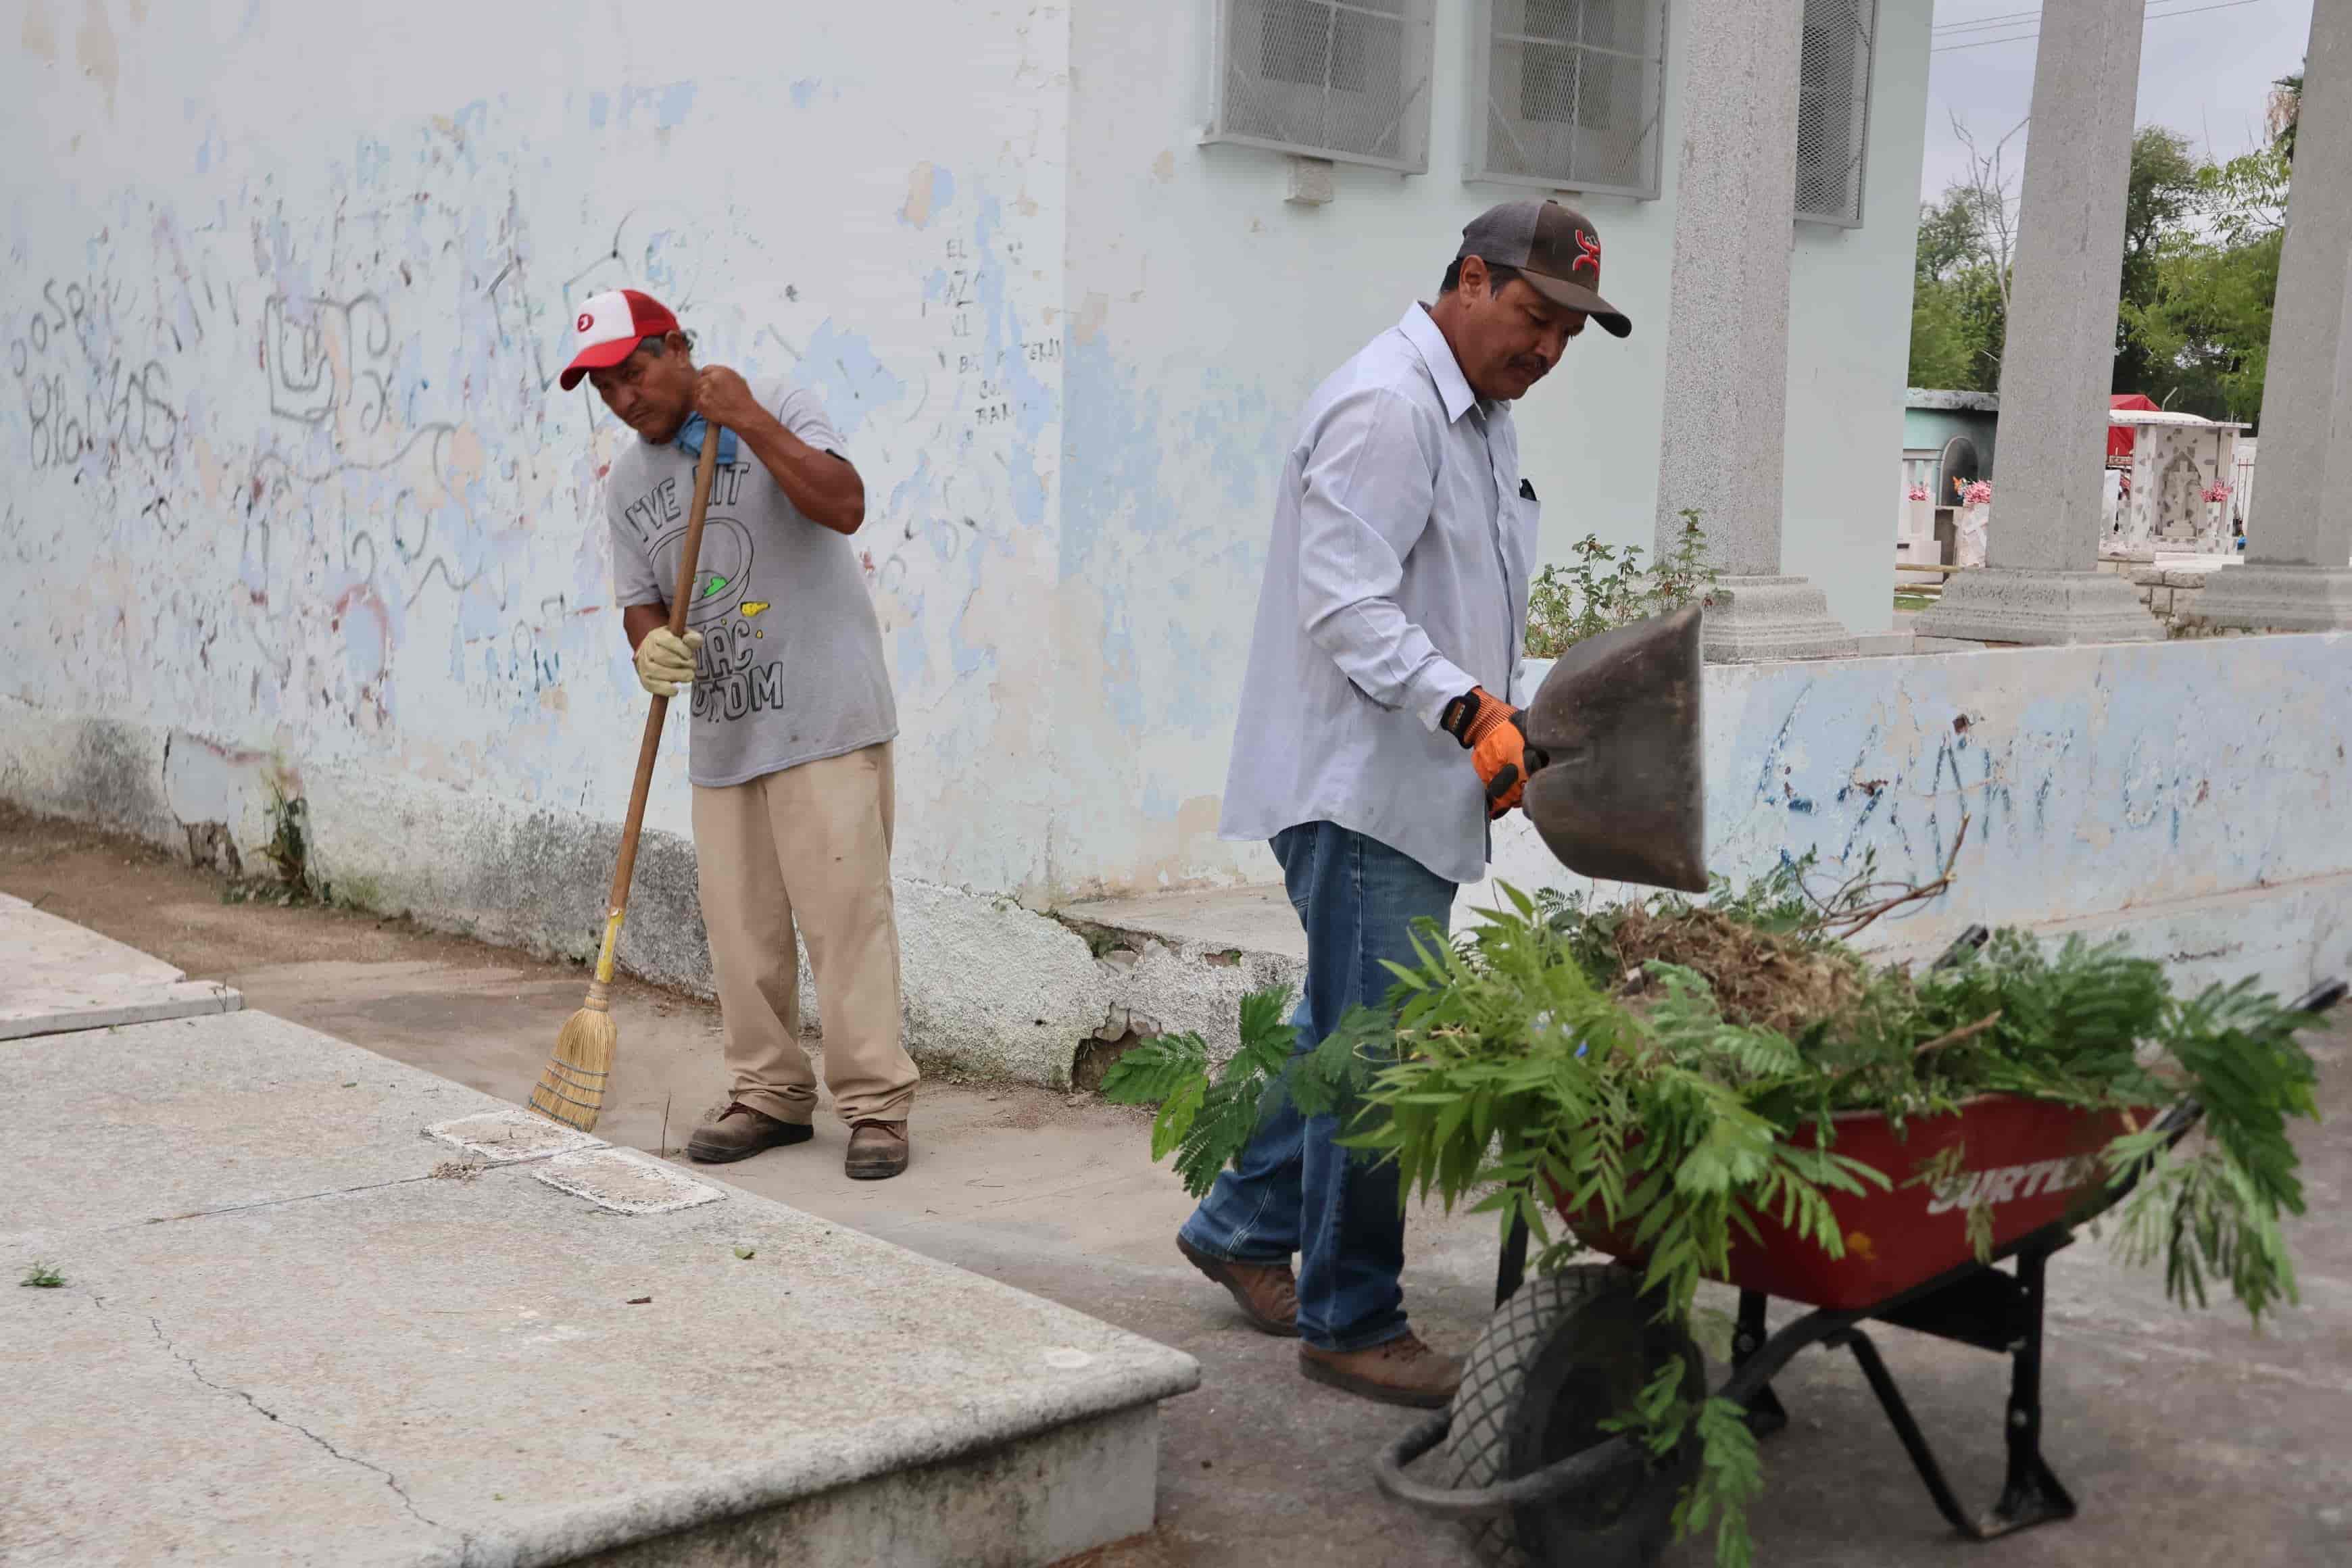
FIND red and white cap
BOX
[558,288,681,390]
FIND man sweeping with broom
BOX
[557,288,916,1179]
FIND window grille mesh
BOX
[1212,0,1434,172]
[1796,0,1875,224]
[1470,0,1665,199]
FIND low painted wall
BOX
[1473,633,2352,1000]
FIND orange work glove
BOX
[1440,687,1546,820]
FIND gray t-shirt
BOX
[606,379,897,788]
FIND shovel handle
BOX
[606,433,723,916]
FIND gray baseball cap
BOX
[1457,199,1631,338]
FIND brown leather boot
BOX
[1176,1235,1298,1337]
[685,1102,813,1164]
[1299,1331,1461,1409]
[846,1120,910,1180]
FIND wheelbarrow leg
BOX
[1832,1242,2077,1541]
[1733,1290,1790,1438]
[1991,1246,2078,1531]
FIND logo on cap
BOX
[577,312,595,332]
[1573,232,1601,276]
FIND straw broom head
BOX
[530,982,615,1131]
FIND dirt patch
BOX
[0,801,517,981]
[1607,904,1869,1037]
[1071,1026,1154,1092]
[971,1084,1101,1132]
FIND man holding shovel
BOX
[1178,202,1631,1406]
[561,288,917,1179]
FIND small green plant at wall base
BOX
[20,1261,64,1288]
[1525,509,1721,659]
[221,787,323,906]
[259,786,312,893]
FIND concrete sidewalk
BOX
[4,812,2349,1567]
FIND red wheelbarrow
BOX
[1373,952,2345,1568]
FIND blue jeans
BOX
[1177,821,1457,1350]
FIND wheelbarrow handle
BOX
[1930,925,1990,971]
[2289,977,2347,1016]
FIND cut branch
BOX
[1816,814,1971,941]
[1913,1010,2003,1058]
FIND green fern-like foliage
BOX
[1099,989,1297,1197]
[1104,873,2328,1568]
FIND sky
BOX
[1919,0,2316,204]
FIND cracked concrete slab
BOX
[0,890,243,1038]
[0,1011,510,1231]
[4,1275,458,1566]
[3,996,1196,1567]
[9,1159,1194,1567]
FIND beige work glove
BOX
[633,628,703,698]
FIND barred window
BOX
[1796,0,1876,225]
[1466,0,1666,200]
[1208,0,1436,172]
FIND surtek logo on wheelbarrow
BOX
[1922,1154,2103,1215]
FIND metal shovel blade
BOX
[1521,604,1708,892]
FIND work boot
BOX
[1176,1234,1299,1337]
[845,1120,910,1180]
[1299,1331,1461,1409]
[685,1102,813,1164]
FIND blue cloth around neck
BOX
[672,412,739,467]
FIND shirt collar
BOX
[1399,303,1480,424]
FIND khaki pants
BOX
[691,742,916,1127]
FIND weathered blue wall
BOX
[0,1,1076,906]
[1482,635,2352,996]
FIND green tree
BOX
[2112,127,2203,397]
[1907,192,2006,393]
[1914,193,1979,281]
[2119,143,2288,423]
[1907,116,2022,394]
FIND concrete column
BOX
[1916,0,2164,644]
[2198,0,2352,630]
[1652,0,1854,662]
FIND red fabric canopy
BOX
[2108,394,2161,466]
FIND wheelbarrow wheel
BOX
[1444,1264,1703,1568]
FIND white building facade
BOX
[1,1,1928,898]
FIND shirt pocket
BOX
[1509,477,1542,636]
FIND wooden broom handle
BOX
[606,431,722,911]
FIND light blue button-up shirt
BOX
[1221,305,1538,886]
